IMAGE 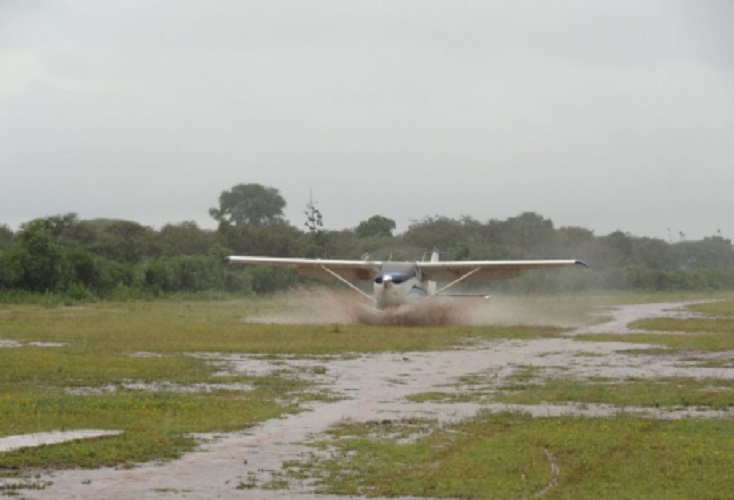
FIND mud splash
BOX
[246,288,492,326]
[357,298,486,326]
[244,288,600,328]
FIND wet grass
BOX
[0,389,292,469]
[634,317,734,336]
[0,358,315,470]
[496,375,734,410]
[308,294,734,498]
[0,347,231,388]
[278,412,734,499]
[0,300,567,356]
[1,291,722,355]
[1,291,733,493]
[690,299,734,317]
[407,373,734,410]
[409,298,734,410]
[0,297,569,473]
[461,291,730,329]
[0,300,353,471]
[578,298,734,351]
[451,362,734,410]
[583,330,734,351]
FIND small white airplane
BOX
[225,249,588,311]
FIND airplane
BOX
[224,248,588,311]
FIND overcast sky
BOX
[1,0,732,241]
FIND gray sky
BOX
[1,0,732,240]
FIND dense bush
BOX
[2,205,733,301]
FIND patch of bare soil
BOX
[8,301,734,499]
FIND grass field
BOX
[0,297,566,471]
[281,414,734,499]
[1,291,733,498]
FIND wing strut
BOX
[428,267,482,299]
[319,265,376,303]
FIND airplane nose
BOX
[382,275,393,286]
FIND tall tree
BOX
[499,212,556,252]
[402,216,469,250]
[356,215,396,238]
[209,183,286,227]
[2,220,64,292]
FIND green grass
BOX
[279,413,734,499]
[0,389,291,469]
[407,372,734,410]
[588,330,734,351]
[495,376,734,410]
[0,301,353,470]
[2,292,722,356]
[634,317,734,336]
[690,299,734,317]
[0,347,232,389]
[0,301,566,355]
[0,355,316,470]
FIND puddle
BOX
[0,430,123,453]
[567,301,716,335]
[0,340,67,348]
[65,381,254,396]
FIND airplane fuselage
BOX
[372,263,434,309]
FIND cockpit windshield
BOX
[373,272,415,285]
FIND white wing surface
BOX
[224,256,381,281]
[416,260,588,282]
[225,255,587,282]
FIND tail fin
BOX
[428,247,439,295]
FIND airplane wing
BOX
[224,256,381,281]
[416,259,588,282]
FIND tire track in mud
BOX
[12,300,734,499]
[534,448,560,497]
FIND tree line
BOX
[1,183,733,301]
